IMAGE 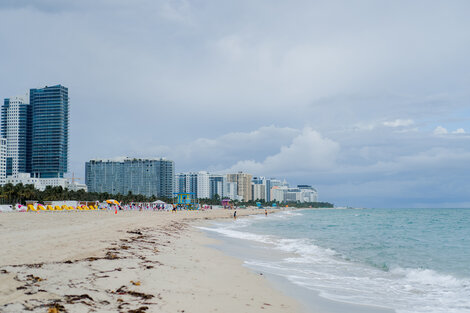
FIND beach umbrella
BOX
[106,199,120,205]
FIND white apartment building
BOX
[196,171,210,199]
[252,183,267,201]
[0,138,6,184]
[298,185,318,202]
[176,171,210,199]
[5,173,87,191]
[1,94,30,176]
[223,181,240,200]
[270,185,318,203]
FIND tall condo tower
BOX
[30,85,69,178]
[226,172,253,201]
[1,94,32,176]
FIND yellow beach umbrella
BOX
[106,199,120,205]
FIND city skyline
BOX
[1,1,470,208]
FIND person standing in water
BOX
[234,210,237,219]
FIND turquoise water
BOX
[202,208,470,313]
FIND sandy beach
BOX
[0,209,303,313]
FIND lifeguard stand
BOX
[174,192,199,210]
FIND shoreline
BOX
[202,225,395,313]
[0,209,304,312]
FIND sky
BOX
[0,0,469,208]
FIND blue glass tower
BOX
[30,85,69,178]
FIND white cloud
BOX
[225,127,340,176]
[452,128,466,134]
[383,119,414,127]
[433,126,448,135]
[433,126,466,135]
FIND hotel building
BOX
[85,157,174,198]
[226,172,253,201]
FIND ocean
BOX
[200,208,470,313]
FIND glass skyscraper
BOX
[85,158,175,198]
[30,85,69,178]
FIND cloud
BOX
[383,119,414,127]
[225,128,340,176]
[452,128,466,134]
[434,126,467,135]
[433,126,448,135]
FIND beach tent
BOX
[0,205,13,212]
[152,200,166,204]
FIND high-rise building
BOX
[175,171,210,199]
[251,176,267,201]
[226,172,252,201]
[196,171,210,199]
[175,173,186,194]
[298,185,318,202]
[252,183,266,201]
[0,138,7,184]
[209,174,225,199]
[30,85,69,178]
[271,186,287,202]
[1,94,32,176]
[223,181,238,200]
[85,157,174,198]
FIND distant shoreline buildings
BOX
[85,163,318,203]
[174,171,318,203]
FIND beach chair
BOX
[38,205,47,211]
[47,205,54,211]
[62,205,69,210]
[27,204,37,212]
[72,206,79,210]
[89,205,95,210]
[55,206,62,211]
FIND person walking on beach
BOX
[265,209,268,216]
[234,210,237,219]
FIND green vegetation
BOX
[0,183,171,205]
[0,184,334,208]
